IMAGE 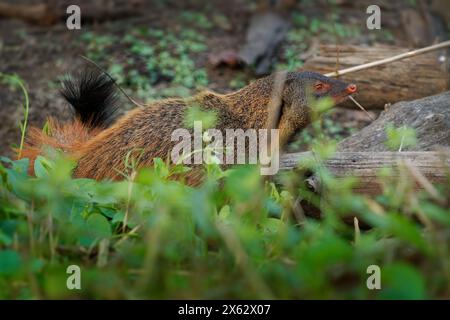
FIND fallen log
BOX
[280,151,449,195]
[303,45,449,110]
[338,91,450,152]
[278,91,450,217]
[0,2,58,25]
[0,1,142,26]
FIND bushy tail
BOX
[20,70,119,173]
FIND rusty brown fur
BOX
[20,71,355,184]
[21,118,101,174]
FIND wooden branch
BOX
[0,3,58,26]
[324,41,450,78]
[280,151,449,195]
[0,1,142,26]
[304,45,449,109]
[75,4,142,23]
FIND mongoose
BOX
[21,70,357,184]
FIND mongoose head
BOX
[283,71,357,108]
[273,71,357,146]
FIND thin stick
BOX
[403,159,445,204]
[0,73,30,159]
[354,217,360,245]
[325,41,450,78]
[348,96,375,121]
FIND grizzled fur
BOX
[21,71,355,184]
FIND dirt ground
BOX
[0,0,448,157]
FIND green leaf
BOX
[261,218,283,234]
[112,212,125,224]
[31,258,45,273]
[0,250,22,276]
[218,205,231,221]
[0,229,12,245]
[170,164,191,176]
[420,201,450,226]
[34,156,51,178]
[385,214,429,253]
[87,214,112,239]
[311,139,337,160]
[379,264,426,299]
[4,166,30,200]
[153,158,169,179]
[98,206,117,219]
[79,214,112,246]
[183,104,217,129]
[312,97,335,114]
[385,124,417,151]
[1,157,29,173]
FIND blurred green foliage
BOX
[385,124,418,151]
[277,12,362,72]
[80,26,209,102]
[0,118,448,299]
[0,73,29,155]
[277,8,395,72]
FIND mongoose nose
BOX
[346,84,357,94]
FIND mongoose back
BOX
[21,70,357,184]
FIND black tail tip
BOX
[60,69,119,128]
